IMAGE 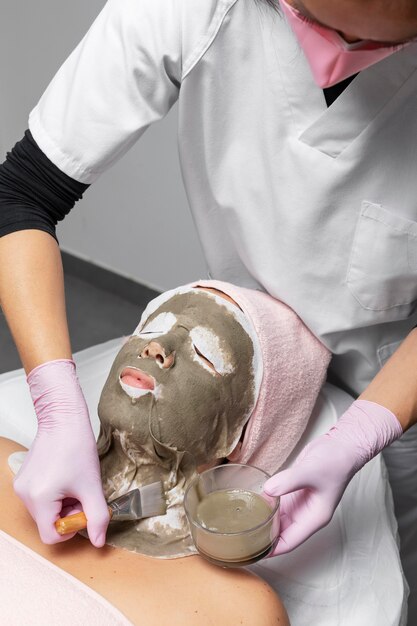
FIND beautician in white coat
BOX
[1,0,417,611]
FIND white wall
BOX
[0,0,207,291]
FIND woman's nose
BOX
[140,341,175,369]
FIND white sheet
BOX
[0,338,408,625]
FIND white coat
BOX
[29,0,417,397]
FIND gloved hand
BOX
[13,359,110,547]
[264,399,403,556]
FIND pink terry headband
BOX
[193,280,331,474]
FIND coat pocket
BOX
[346,201,417,311]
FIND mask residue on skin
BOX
[96,289,259,558]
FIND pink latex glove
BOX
[264,399,403,556]
[13,359,110,547]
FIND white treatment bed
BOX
[0,337,408,626]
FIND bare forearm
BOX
[0,230,72,374]
[359,327,417,431]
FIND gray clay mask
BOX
[96,288,259,558]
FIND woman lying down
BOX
[1,280,330,625]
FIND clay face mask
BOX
[96,287,262,558]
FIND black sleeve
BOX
[0,129,89,243]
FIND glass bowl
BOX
[184,463,280,567]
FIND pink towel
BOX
[0,530,133,625]
[194,281,331,474]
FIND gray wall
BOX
[0,0,207,292]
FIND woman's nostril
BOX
[163,352,175,369]
[139,341,175,368]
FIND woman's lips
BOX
[119,367,156,398]
[120,367,155,390]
